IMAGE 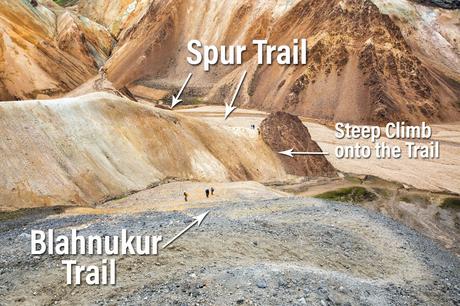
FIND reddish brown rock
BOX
[260,112,336,177]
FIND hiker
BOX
[30,0,38,7]
[211,187,215,195]
[205,189,210,198]
[184,192,188,202]
[98,66,107,79]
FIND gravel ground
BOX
[0,197,459,305]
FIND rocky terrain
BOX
[260,112,336,177]
[0,2,459,304]
[177,107,460,256]
[0,183,459,305]
[413,0,459,9]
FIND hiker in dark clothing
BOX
[205,189,210,198]
[184,192,188,202]
[30,0,38,7]
[211,187,215,195]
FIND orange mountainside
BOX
[0,0,458,124]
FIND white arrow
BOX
[171,73,193,109]
[224,70,247,120]
[279,148,330,158]
[162,211,209,249]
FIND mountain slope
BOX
[105,0,460,124]
[0,92,296,210]
[75,0,153,37]
[0,0,114,100]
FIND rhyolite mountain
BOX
[0,0,459,125]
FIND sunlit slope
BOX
[0,0,113,100]
[0,93,288,210]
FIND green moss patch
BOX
[441,197,460,209]
[53,0,78,7]
[315,186,377,203]
[399,194,430,205]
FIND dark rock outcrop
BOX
[260,112,336,177]
[412,0,459,9]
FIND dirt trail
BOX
[0,182,459,305]
[178,106,460,194]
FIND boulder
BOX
[260,112,336,177]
